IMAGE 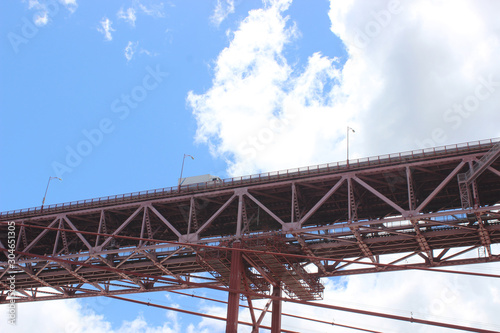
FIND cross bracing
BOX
[1,138,499,332]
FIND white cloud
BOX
[26,0,78,24]
[124,41,157,61]
[0,297,185,333]
[117,7,137,27]
[138,2,165,18]
[188,0,350,176]
[34,11,49,26]
[0,299,110,332]
[125,41,139,61]
[211,0,235,26]
[328,0,500,156]
[59,0,78,13]
[116,2,165,28]
[189,0,500,176]
[193,305,228,332]
[272,264,500,332]
[140,48,158,57]
[97,17,115,41]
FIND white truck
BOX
[178,174,222,188]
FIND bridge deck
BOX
[1,138,499,303]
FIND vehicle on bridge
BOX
[179,174,222,190]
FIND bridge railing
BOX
[1,137,498,219]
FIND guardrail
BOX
[1,137,498,220]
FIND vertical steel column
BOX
[271,284,282,333]
[236,194,243,238]
[226,241,243,333]
[468,161,480,208]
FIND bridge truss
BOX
[1,138,500,332]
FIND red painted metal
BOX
[2,223,499,279]
[226,241,243,333]
[271,284,282,333]
[1,138,500,332]
[2,248,499,332]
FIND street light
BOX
[42,176,62,210]
[347,126,355,167]
[178,154,194,190]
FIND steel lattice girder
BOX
[1,139,500,303]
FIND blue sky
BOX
[0,0,346,212]
[1,0,500,332]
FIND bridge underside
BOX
[1,139,500,306]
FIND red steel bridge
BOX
[1,138,500,332]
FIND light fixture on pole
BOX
[347,126,355,168]
[42,176,62,210]
[178,154,194,190]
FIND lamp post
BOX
[178,154,194,191]
[41,176,62,210]
[347,126,355,168]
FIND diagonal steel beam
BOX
[416,161,465,213]
[353,176,406,214]
[487,165,500,177]
[242,253,277,287]
[59,262,105,292]
[351,227,377,263]
[18,217,60,258]
[63,216,93,250]
[253,299,272,333]
[404,166,435,262]
[197,193,238,235]
[347,177,376,263]
[148,204,182,238]
[245,192,285,226]
[96,255,145,290]
[387,252,419,265]
[440,246,478,262]
[100,206,143,249]
[326,256,365,273]
[141,250,185,282]
[410,220,434,264]
[115,252,141,269]
[243,276,258,330]
[294,234,327,274]
[299,177,346,226]
[34,261,52,276]
[159,247,185,265]
[17,265,68,296]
